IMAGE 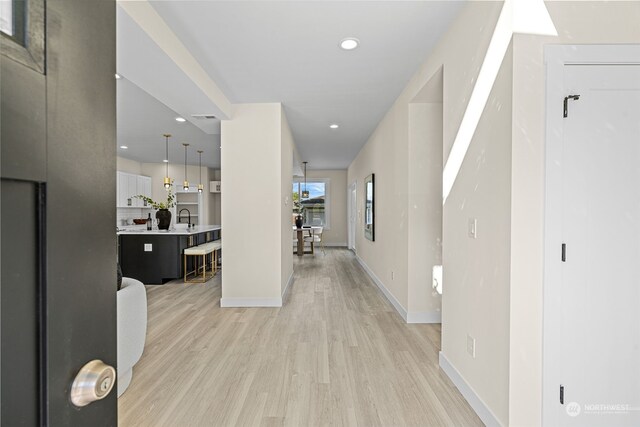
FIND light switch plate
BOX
[468,218,477,239]
[467,334,476,358]
[144,243,152,252]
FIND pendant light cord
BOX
[164,134,170,177]
[163,134,172,189]
[197,150,204,192]
[182,143,190,190]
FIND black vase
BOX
[295,214,303,229]
[156,209,172,230]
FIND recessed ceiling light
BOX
[175,117,186,123]
[163,159,169,163]
[329,124,339,129]
[115,73,122,79]
[120,145,128,149]
[339,38,359,51]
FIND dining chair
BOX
[304,227,325,255]
[292,229,304,253]
[293,228,313,253]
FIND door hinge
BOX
[560,385,565,404]
[561,243,566,262]
[563,94,580,118]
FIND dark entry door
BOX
[1,0,117,425]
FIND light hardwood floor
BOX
[118,248,482,426]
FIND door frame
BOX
[348,180,357,251]
[542,44,640,425]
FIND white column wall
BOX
[280,108,294,296]
[221,103,284,306]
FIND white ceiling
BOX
[117,1,465,170]
[117,78,221,167]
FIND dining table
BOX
[293,226,322,256]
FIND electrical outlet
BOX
[144,243,152,252]
[467,334,476,358]
[468,218,477,239]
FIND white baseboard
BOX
[407,310,441,324]
[355,255,408,321]
[220,297,282,308]
[282,272,294,299]
[220,272,293,308]
[325,242,348,247]
[439,352,502,427]
[355,255,441,324]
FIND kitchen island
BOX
[118,225,221,284]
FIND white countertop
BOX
[117,225,221,236]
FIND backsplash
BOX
[117,208,153,226]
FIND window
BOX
[0,0,13,36]
[1,0,44,74]
[292,178,330,229]
[0,0,25,44]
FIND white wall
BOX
[281,110,294,295]
[348,1,508,423]
[407,100,443,321]
[305,169,348,247]
[509,3,640,425]
[347,2,501,324]
[221,103,294,306]
[209,168,221,225]
[348,1,640,426]
[117,156,142,174]
[347,100,410,316]
[442,42,513,426]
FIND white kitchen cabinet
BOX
[117,172,135,207]
[142,176,152,199]
[136,175,152,207]
[117,172,152,208]
[127,174,137,206]
[116,172,126,207]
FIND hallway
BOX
[118,249,482,426]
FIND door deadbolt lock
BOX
[70,359,116,407]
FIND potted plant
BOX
[135,186,176,230]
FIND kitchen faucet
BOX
[178,208,191,227]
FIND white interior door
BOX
[348,182,356,251]
[556,64,640,426]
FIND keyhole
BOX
[100,378,111,392]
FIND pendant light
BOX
[197,150,204,193]
[182,143,190,191]
[163,134,172,189]
[302,161,309,199]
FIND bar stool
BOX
[183,242,215,283]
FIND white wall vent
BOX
[191,114,217,120]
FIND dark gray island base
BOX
[118,226,221,284]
